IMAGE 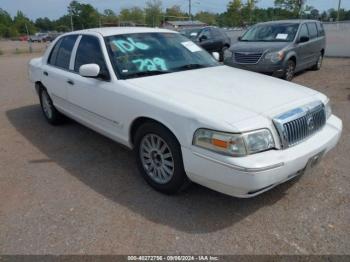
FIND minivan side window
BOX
[74,35,110,80]
[56,35,78,69]
[316,22,325,36]
[307,23,318,39]
[299,24,309,40]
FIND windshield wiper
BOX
[171,63,207,72]
[124,70,170,78]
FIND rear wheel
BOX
[311,52,323,70]
[219,45,229,62]
[283,60,296,81]
[134,122,190,194]
[39,87,64,125]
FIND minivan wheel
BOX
[283,60,296,81]
[39,87,63,125]
[312,53,323,70]
[134,122,190,194]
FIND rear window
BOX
[48,35,78,70]
[307,23,318,39]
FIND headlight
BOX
[193,128,275,157]
[325,100,332,119]
[265,51,284,63]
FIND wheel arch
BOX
[129,116,182,149]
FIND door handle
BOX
[67,80,74,85]
[43,71,48,76]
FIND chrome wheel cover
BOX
[139,134,174,184]
[317,55,323,69]
[41,91,53,119]
[286,62,295,81]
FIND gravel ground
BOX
[0,54,349,255]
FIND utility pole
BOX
[188,0,192,21]
[337,0,342,21]
[70,13,74,31]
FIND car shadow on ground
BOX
[6,105,300,234]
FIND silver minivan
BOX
[226,20,326,81]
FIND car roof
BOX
[257,19,320,25]
[65,27,177,37]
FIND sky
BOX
[0,0,349,20]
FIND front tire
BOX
[39,87,63,125]
[311,52,323,70]
[134,122,190,194]
[283,60,296,81]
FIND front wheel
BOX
[283,60,296,81]
[134,122,190,194]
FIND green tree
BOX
[145,0,163,27]
[67,0,99,30]
[101,9,119,26]
[165,5,185,20]
[13,11,36,35]
[35,17,54,31]
[274,0,304,17]
[226,0,243,26]
[194,12,217,25]
[119,7,145,25]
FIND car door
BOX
[295,23,312,70]
[306,22,321,65]
[210,28,224,52]
[66,34,123,139]
[42,34,78,106]
[198,28,215,52]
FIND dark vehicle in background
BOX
[225,20,326,81]
[180,26,231,62]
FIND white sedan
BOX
[28,27,342,197]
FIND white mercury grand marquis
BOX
[28,27,342,197]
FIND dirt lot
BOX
[0,53,349,255]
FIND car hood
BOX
[126,65,322,129]
[230,41,290,53]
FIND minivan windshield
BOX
[105,32,219,79]
[240,23,299,42]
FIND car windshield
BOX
[179,28,201,39]
[241,23,299,42]
[105,32,219,79]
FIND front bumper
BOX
[182,115,342,198]
[224,57,285,77]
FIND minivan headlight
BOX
[193,129,275,157]
[265,51,284,63]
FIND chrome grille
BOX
[273,101,326,148]
[234,52,262,64]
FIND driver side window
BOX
[74,35,110,80]
[200,29,211,40]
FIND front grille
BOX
[273,101,326,148]
[234,52,262,64]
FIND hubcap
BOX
[139,134,174,184]
[41,91,53,119]
[286,63,295,81]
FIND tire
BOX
[39,86,64,125]
[283,60,296,81]
[134,122,190,194]
[311,52,323,70]
[219,45,229,62]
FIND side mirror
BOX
[79,64,100,78]
[199,35,208,42]
[212,52,220,61]
[238,36,242,41]
[299,36,309,43]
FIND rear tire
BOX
[39,86,64,125]
[134,122,190,194]
[311,52,323,70]
[283,60,296,81]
